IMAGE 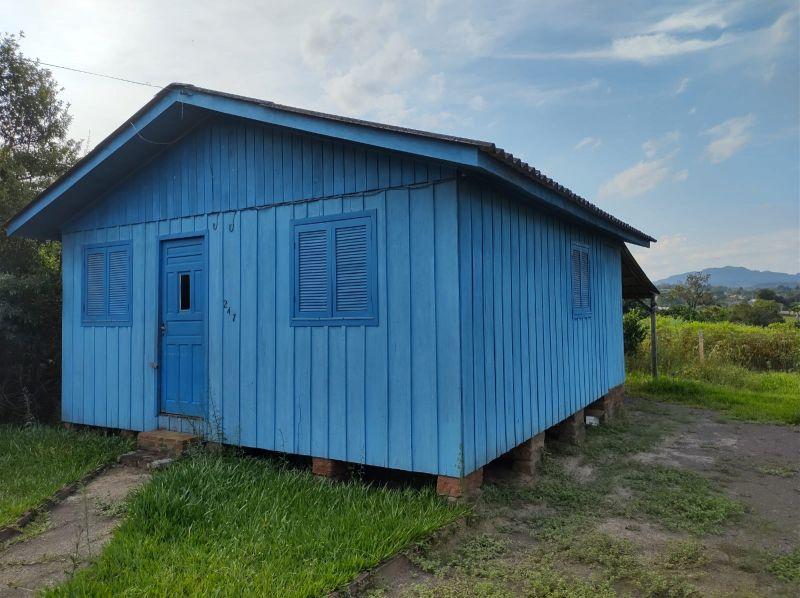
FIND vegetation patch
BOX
[403,551,618,598]
[0,425,133,527]
[626,369,800,425]
[620,464,744,535]
[629,315,800,373]
[756,462,798,478]
[1,511,51,548]
[664,540,710,570]
[451,412,712,597]
[47,451,465,597]
[768,548,800,583]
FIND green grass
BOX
[620,464,745,535]
[0,425,134,528]
[626,369,800,425]
[48,451,466,597]
[664,540,710,569]
[769,548,800,583]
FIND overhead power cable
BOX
[34,59,163,89]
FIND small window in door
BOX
[179,273,191,311]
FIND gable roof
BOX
[5,83,655,246]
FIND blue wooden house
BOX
[6,84,656,493]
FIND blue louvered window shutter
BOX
[85,250,106,318]
[571,243,591,318]
[580,249,590,312]
[296,227,330,317]
[82,241,132,325]
[334,223,369,316]
[292,211,377,325]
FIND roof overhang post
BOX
[650,294,658,379]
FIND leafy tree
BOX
[755,288,788,306]
[0,33,79,422]
[728,300,784,327]
[666,272,713,311]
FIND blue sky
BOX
[6,0,799,278]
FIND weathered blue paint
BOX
[51,110,632,478]
[60,117,464,475]
[159,235,207,417]
[457,178,625,474]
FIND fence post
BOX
[650,294,658,379]
[698,329,705,363]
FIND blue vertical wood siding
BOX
[457,178,624,474]
[60,114,626,478]
[63,117,455,234]
[60,117,463,475]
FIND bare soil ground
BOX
[365,399,800,597]
[0,464,149,596]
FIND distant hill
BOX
[656,266,800,288]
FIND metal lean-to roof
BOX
[622,244,659,299]
[5,83,655,246]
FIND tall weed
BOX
[629,317,799,373]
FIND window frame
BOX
[570,241,592,319]
[81,240,133,326]
[290,210,378,327]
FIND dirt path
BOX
[0,464,150,596]
[366,399,800,597]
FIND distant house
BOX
[5,84,656,495]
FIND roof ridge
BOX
[6,82,654,245]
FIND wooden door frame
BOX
[156,230,208,419]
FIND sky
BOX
[3,0,799,280]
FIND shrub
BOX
[623,310,647,356]
[630,317,800,373]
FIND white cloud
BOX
[601,33,732,62]
[499,5,797,67]
[9,0,541,145]
[764,9,798,49]
[598,157,672,200]
[674,77,690,94]
[630,228,800,280]
[514,78,603,106]
[599,130,684,199]
[702,114,754,163]
[503,32,733,63]
[575,136,602,150]
[309,15,428,119]
[688,106,697,115]
[468,95,487,111]
[707,9,799,80]
[648,4,731,33]
[642,131,680,158]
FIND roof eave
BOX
[474,151,654,247]
[5,83,655,247]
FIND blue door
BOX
[160,237,206,417]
